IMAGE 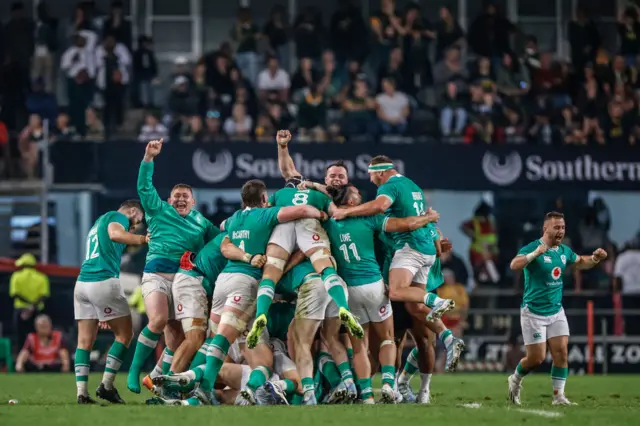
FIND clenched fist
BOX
[251,254,267,268]
[144,138,164,161]
[276,130,291,147]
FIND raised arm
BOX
[574,248,608,270]
[137,139,164,214]
[277,205,326,223]
[384,209,440,232]
[510,243,547,271]
[221,236,266,267]
[108,222,148,245]
[276,130,301,179]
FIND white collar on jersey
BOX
[539,238,559,251]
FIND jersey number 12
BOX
[339,243,361,263]
[85,232,99,260]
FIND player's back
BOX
[270,187,331,212]
[324,216,385,286]
[378,174,435,255]
[276,259,317,296]
[195,232,228,294]
[223,207,281,279]
[78,211,129,282]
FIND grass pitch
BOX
[0,373,638,426]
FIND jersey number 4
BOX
[339,243,361,263]
[85,233,99,260]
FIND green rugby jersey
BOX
[176,232,228,297]
[377,232,395,283]
[138,161,220,273]
[425,224,443,292]
[377,174,436,255]
[269,187,332,212]
[267,301,296,342]
[78,211,130,282]
[222,207,281,279]
[518,239,577,316]
[276,260,318,296]
[324,215,388,286]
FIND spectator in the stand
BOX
[231,7,260,86]
[528,107,559,145]
[502,105,526,141]
[435,6,465,62]
[522,35,541,77]
[257,56,290,104]
[378,47,406,94]
[202,110,227,142]
[330,0,368,64]
[10,253,49,349]
[401,3,435,93]
[559,105,585,144]
[440,248,470,290]
[32,2,58,94]
[618,6,640,65]
[470,57,496,90]
[223,103,253,140]
[60,33,96,135]
[263,5,290,69]
[171,56,194,87]
[18,114,44,178]
[467,2,515,60]
[601,101,634,145]
[96,33,132,137]
[232,85,259,121]
[440,81,467,136]
[209,55,234,102]
[370,0,403,69]
[15,314,70,373]
[166,76,198,134]
[256,102,290,142]
[495,52,530,99]
[102,0,132,51]
[27,78,58,124]
[84,107,105,141]
[318,50,347,106]
[0,53,30,131]
[297,83,327,142]
[133,35,158,108]
[375,77,409,135]
[4,2,35,75]
[0,115,9,175]
[294,6,324,63]
[182,115,205,142]
[568,7,601,77]
[437,270,469,340]
[67,4,98,51]
[342,76,377,140]
[608,55,632,88]
[433,46,469,95]
[291,57,319,98]
[613,238,640,295]
[461,202,500,286]
[138,112,168,142]
[53,111,78,141]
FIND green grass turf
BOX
[0,373,638,426]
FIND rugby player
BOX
[127,139,220,394]
[183,179,325,406]
[331,155,454,320]
[73,200,146,404]
[325,184,440,403]
[508,211,607,406]
[247,131,362,349]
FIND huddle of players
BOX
[72,131,466,406]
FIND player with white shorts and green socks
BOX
[508,211,607,406]
[73,200,147,404]
[324,184,440,404]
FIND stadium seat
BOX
[0,338,14,372]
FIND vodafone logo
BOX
[233,296,242,304]
[551,267,561,280]
[379,305,387,314]
[177,304,183,312]
[104,307,113,315]
[312,233,320,241]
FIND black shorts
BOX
[392,301,413,344]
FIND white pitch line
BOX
[460,402,482,409]
[517,409,563,418]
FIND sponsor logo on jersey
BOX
[543,256,551,263]
[177,303,183,312]
[561,255,566,265]
[104,307,113,315]
[551,266,561,280]
[379,305,387,314]
[482,152,523,186]
[312,233,320,241]
[233,295,242,303]
[533,332,542,340]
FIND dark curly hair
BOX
[327,184,355,207]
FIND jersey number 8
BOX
[292,191,309,205]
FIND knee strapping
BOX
[208,319,218,335]
[266,256,286,271]
[309,249,334,266]
[181,318,207,333]
[220,311,248,332]
[380,339,395,349]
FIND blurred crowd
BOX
[2,0,640,179]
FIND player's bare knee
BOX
[114,329,134,347]
[550,348,568,365]
[77,336,94,351]
[147,316,168,334]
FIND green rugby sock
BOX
[398,348,419,384]
[102,341,127,390]
[201,334,230,392]
[282,379,296,394]
[161,348,174,374]
[321,268,349,311]
[551,365,568,395]
[255,278,276,318]
[189,338,211,370]
[381,365,396,387]
[75,348,90,397]
[247,365,271,392]
[514,362,530,383]
[291,393,303,405]
[301,377,315,395]
[337,361,354,383]
[128,327,160,392]
[359,377,374,400]
[318,351,342,387]
[424,292,444,308]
